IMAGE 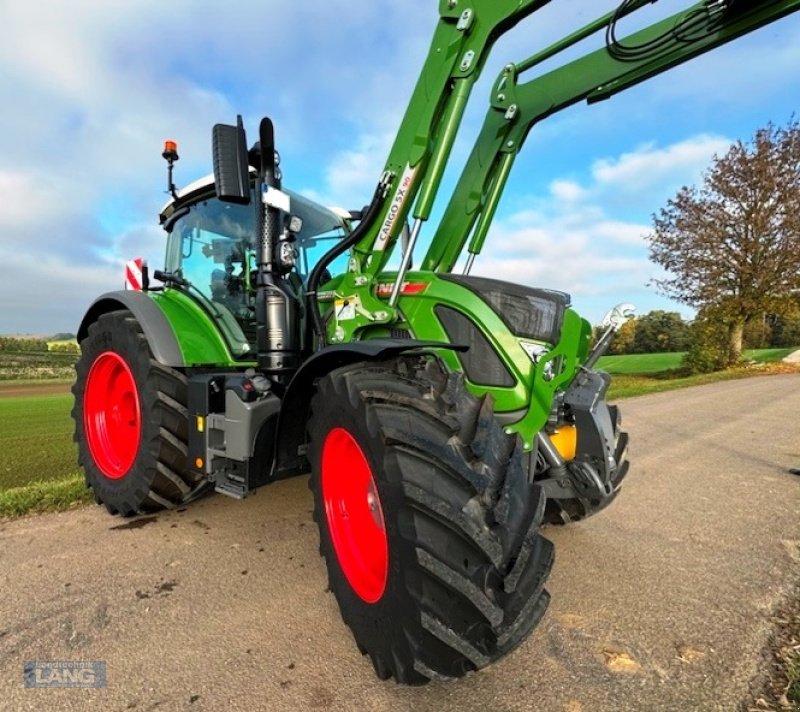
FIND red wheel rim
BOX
[83,351,141,479]
[321,427,388,604]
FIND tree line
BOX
[0,336,79,354]
[599,309,800,358]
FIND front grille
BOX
[435,306,515,388]
[439,274,569,344]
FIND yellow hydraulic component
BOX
[549,425,577,461]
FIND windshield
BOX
[164,188,348,358]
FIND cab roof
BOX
[159,172,350,239]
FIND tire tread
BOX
[72,309,207,516]
[308,356,553,684]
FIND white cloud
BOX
[2,252,122,335]
[472,252,651,299]
[590,220,650,248]
[549,179,586,203]
[0,171,44,227]
[0,0,438,333]
[318,132,396,208]
[466,133,735,322]
[472,212,654,306]
[591,135,731,189]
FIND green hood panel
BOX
[338,271,593,445]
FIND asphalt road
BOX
[1,374,799,712]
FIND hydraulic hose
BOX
[305,178,389,345]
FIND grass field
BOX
[0,392,77,489]
[597,347,798,374]
[0,385,91,517]
[597,351,684,374]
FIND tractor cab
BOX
[157,174,351,358]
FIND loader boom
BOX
[333,0,800,319]
[348,0,552,276]
[422,0,800,272]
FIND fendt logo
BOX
[24,661,107,689]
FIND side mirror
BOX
[212,115,250,204]
[601,303,636,331]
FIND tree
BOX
[743,312,770,350]
[608,317,636,355]
[770,304,800,347]
[632,310,690,353]
[648,120,800,365]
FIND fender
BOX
[272,339,466,478]
[77,291,184,367]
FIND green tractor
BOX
[72,0,799,684]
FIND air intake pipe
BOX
[254,118,300,377]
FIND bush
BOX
[681,318,729,374]
[0,336,49,352]
[771,308,800,347]
[49,342,79,354]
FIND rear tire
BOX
[72,310,207,516]
[308,356,553,684]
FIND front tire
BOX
[72,309,206,516]
[308,357,554,684]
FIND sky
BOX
[1,0,799,334]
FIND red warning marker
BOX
[125,258,144,291]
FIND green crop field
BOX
[0,392,77,489]
[597,347,797,374]
[46,339,78,348]
[0,386,90,518]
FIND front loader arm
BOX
[349,0,553,280]
[422,0,800,274]
[312,0,560,341]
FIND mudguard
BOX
[77,291,184,367]
[272,339,465,478]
